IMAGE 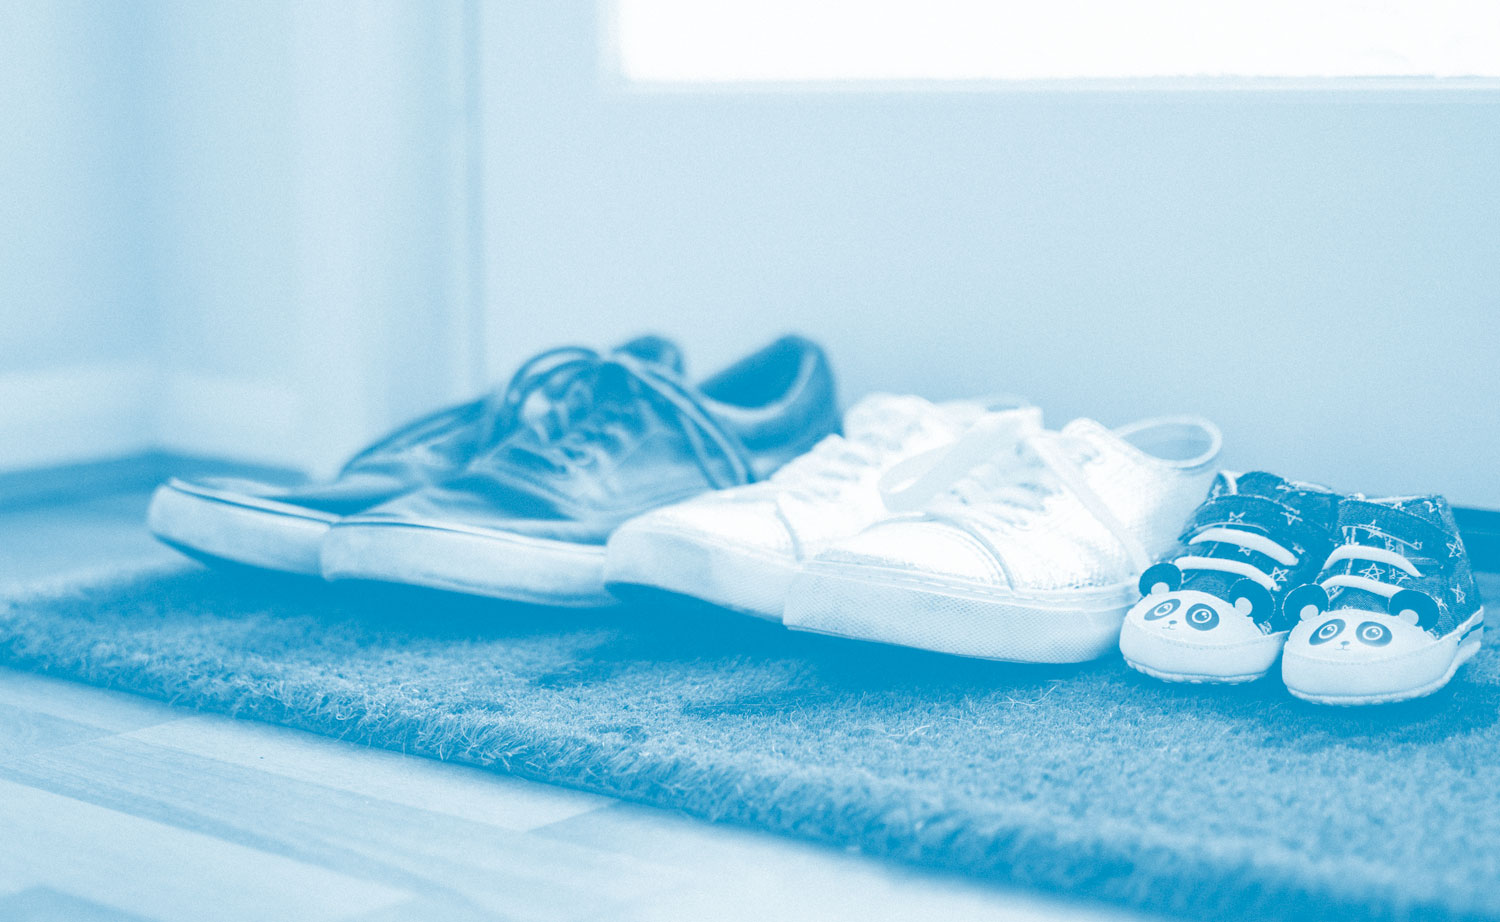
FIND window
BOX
[614,0,1500,84]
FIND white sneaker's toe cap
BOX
[625,499,795,557]
[814,520,1004,586]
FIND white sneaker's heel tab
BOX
[1109,415,1223,470]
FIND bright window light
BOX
[615,0,1500,83]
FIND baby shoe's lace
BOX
[1314,542,1424,602]
[499,351,753,489]
[1171,527,1300,592]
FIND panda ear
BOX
[1388,589,1440,630]
[1138,563,1182,596]
[1228,578,1274,623]
[1282,584,1330,622]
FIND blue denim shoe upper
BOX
[352,335,840,544]
[1288,495,1483,639]
[167,335,684,517]
[1138,471,1342,633]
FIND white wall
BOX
[5,0,1500,510]
[478,0,1500,507]
[0,0,486,477]
[0,1,157,468]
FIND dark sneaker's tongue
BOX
[615,335,685,375]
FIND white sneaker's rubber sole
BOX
[1282,610,1484,706]
[320,520,617,607]
[782,562,1134,663]
[146,481,335,575]
[603,524,797,621]
[1118,617,1286,685]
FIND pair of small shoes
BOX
[148,334,841,606]
[609,404,1223,663]
[1119,472,1484,705]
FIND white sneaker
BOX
[603,394,1040,620]
[781,416,1222,662]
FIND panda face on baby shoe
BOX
[1125,563,1273,644]
[1286,586,1441,659]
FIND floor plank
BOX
[125,715,613,832]
[0,700,112,764]
[545,802,1158,922]
[0,669,183,734]
[1,734,685,922]
[0,887,159,922]
[0,777,409,922]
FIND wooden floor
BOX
[0,491,1154,922]
[0,669,1158,922]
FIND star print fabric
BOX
[1165,472,1342,630]
[1325,494,1481,636]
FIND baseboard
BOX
[4,450,1498,574]
[0,362,155,471]
[0,452,305,511]
[1455,508,1500,576]
[153,371,313,470]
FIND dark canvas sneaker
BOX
[1118,472,1341,684]
[320,335,840,606]
[146,336,683,575]
[1281,495,1484,706]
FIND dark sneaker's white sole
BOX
[320,520,617,607]
[603,524,797,622]
[1282,611,1485,706]
[782,562,1134,663]
[146,481,335,576]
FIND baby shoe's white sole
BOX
[147,481,334,576]
[1283,610,1484,706]
[1118,617,1285,685]
[782,562,1133,663]
[321,520,616,607]
[604,524,796,621]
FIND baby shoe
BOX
[1119,472,1341,684]
[1281,495,1483,705]
[604,395,1039,620]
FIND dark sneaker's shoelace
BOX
[494,350,755,489]
[339,345,608,474]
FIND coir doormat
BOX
[3,560,1499,922]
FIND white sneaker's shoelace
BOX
[767,399,1038,504]
[768,431,911,500]
[879,420,1152,573]
[1173,527,1300,592]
